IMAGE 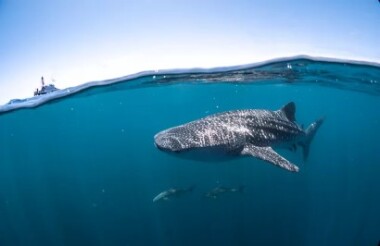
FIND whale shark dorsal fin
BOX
[241,145,299,172]
[279,102,296,122]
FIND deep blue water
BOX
[0,57,380,245]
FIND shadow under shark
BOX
[154,102,323,172]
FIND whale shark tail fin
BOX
[302,118,324,161]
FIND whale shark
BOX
[154,102,323,172]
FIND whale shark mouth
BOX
[154,141,172,152]
[154,132,183,152]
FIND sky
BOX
[1,0,379,104]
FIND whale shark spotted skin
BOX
[154,102,323,172]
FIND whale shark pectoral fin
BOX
[241,145,299,172]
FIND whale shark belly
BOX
[167,144,244,162]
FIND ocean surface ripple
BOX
[1,55,379,114]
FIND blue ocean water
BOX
[0,57,380,245]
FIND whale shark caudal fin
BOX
[241,145,299,172]
[301,118,324,161]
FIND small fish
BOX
[153,186,195,203]
[204,185,245,199]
